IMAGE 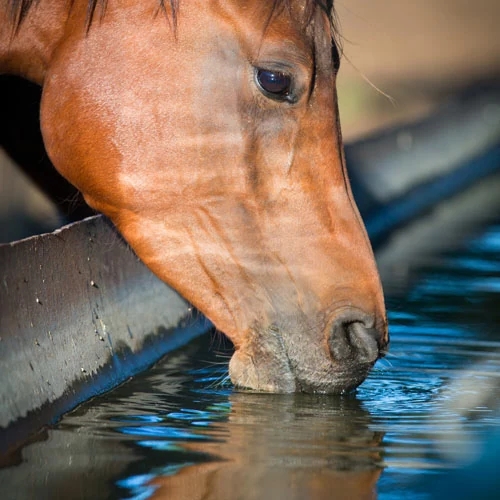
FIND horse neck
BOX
[0,0,70,84]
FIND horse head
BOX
[2,0,388,392]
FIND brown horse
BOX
[0,0,388,393]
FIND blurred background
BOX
[1,0,500,242]
[337,0,500,140]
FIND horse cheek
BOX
[40,71,119,215]
[40,76,77,187]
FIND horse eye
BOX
[255,69,292,101]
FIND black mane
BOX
[7,0,179,27]
[7,0,340,52]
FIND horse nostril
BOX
[328,310,383,365]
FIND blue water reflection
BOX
[111,223,500,499]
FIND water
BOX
[2,218,500,499]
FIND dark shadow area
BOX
[0,75,93,225]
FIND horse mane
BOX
[7,0,340,51]
[6,0,179,28]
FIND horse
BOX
[0,0,388,393]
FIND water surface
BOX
[3,217,500,500]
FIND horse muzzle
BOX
[228,307,389,394]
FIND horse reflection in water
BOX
[145,394,383,500]
[0,0,388,392]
